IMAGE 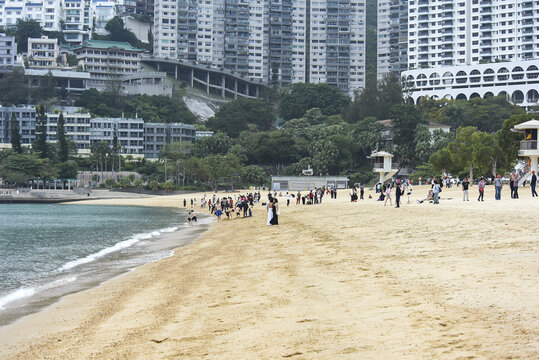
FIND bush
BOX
[347,171,376,186]
[104,178,117,189]
[147,180,160,191]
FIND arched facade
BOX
[403,60,539,109]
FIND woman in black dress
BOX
[270,198,279,225]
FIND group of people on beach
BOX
[210,193,259,221]
[416,170,538,203]
[373,181,409,208]
[184,169,539,225]
[183,192,261,222]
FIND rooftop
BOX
[72,40,145,52]
[514,119,539,130]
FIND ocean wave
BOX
[0,276,77,310]
[57,226,179,272]
[0,288,36,310]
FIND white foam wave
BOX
[0,276,78,310]
[58,237,140,271]
[57,226,180,272]
[0,288,36,310]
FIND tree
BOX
[192,132,232,157]
[498,113,533,166]
[118,176,132,188]
[308,139,340,175]
[430,147,455,176]
[0,153,42,184]
[239,165,268,187]
[32,71,57,102]
[253,131,298,167]
[414,124,432,163]
[0,68,29,105]
[206,97,275,137]
[431,129,455,153]
[9,112,22,153]
[448,126,477,180]
[351,116,384,162]
[58,160,78,179]
[57,112,68,162]
[442,96,524,132]
[377,73,403,119]
[202,154,241,191]
[390,104,426,165]
[343,73,403,123]
[33,105,48,158]
[15,19,42,53]
[472,131,504,177]
[279,83,350,121]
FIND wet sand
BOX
[0,185,537,359]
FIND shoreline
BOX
[0,187,537,359]
[0,200,212,328]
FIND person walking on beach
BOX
[266,197,274,225]
[432,180,441,204]
[477,177,486,201]
[395,181,403,208]
[531,171,538,197]
[296,191,301,205]
[462,178,469,201]
[384,184,392,206]
[183,199,187,207]
[360,183,364,200]
[270,198,279,225]
[512,173,520,199]
[286,192,290,206]
[494,175,503,200]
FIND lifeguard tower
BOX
[369,151,399,184]
[514,119,539,178]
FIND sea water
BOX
[0,203,206,326]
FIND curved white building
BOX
[402,60,539,109]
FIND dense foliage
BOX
[75,89,197,123]
[279,83,350,121]
[206,98,275,137]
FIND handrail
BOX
[520,140,538,150]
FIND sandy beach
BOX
[0,185,537,359]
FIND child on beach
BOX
[384,185,392,206]
[215,200,222,221]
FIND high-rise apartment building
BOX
[0,0,64,32]
[377,0,408,80]
[154,0,366,95]
[407,0,539,70]
[63,0,93,47]
[401,0,539,108]
[0,0,92,47]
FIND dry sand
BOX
[0,185,537,359]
